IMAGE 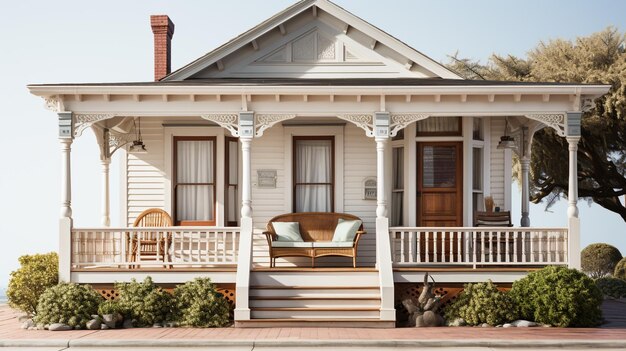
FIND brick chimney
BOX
[150,15,175,81]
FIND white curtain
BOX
[295,140,332,212]
[176,140,214,221]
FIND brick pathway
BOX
[2,303,626,341]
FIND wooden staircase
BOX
[236,268,395,328]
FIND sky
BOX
[1,0,625,287]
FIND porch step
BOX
[236,319,395,328]
[246,270,385,326]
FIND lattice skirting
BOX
[91,284,236,309]
[394,283,511,327]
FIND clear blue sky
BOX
[1,0,625,287]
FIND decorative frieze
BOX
[256,114,296,137]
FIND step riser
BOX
[251,272,379,286]
[236,320,396,328]
[249,289,380,297]
[251,310,381,319]
[250,300,381,308]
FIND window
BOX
[472,147,484,211]
[391,147,404,226]
[293,136,334,212]
[416,117,462,136]
[422,145,457,188]
[225,137,239,226]
[173,137,216,225]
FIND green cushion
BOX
[272,222,303,242]
[332,218,362,242]
[313,241,354,248]
[271,241,313,248]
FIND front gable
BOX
[165,0,461,81]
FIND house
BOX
[28,0,609,327]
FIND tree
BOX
[447,27,626,221]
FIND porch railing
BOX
[389,227,568,267]
[71,227,240,269]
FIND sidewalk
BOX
[2,304,625,350]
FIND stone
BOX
[102,314,117,329]
[123,319,134,329]
[74,325,82,330]
[18,315,32,323]
[49,323,72,331]
[28,326,36,330]
[415,315,426,328]
[91,315,99,319]
[481,323,489,327]
[422,311,441,327]
[101,324,110,330]
[503,323,513,328]
[21,319,34,330]
[447,317,466,327]
[86,319,102,330]
[510,320,538,327]
[152,323,163,328]
[44,324,50,330]
[402,298,419,314]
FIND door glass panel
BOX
[422,146,456,188]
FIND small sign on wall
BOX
[257,169,277,188]
[363,177,377,200]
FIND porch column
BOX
[520,156,531,227]
[235,111,254,321]
[374,112,395,321]
[566,112,582,269]
[100,158,111,227]
[58,112,73,282]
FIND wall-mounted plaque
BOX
[257,169,277,188]
[363,177,377,200]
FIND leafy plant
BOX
[173,278,230,327]
[98,300,126,317]
[581,243,623,278]
[443,280,518,326]
[7,252,58,315]
[116,277,173,327]
[614,257,626,280]
[510,266,603,327]
[34,282,103,329]
[596,277,626,299]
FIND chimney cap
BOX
[150,15,175,36]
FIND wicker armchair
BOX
[128,208,173,267]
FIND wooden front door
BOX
[417,142,463,261]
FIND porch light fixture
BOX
[129,117,148,153]
[497,118,517,150]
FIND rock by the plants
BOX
[102,314,116,329]
[422,310,442,327]
[481,323,489,327]
[152,323,163,328]
[21,319,34,330]
[415,314,426,327]
[101,324,109,330]
[123,319,134,329]
[446,317,466,327]
[511,320,538,327]
[49,323,72,331]
[18,315,32,323]
[503,323,512,328]
[86,319,101,330]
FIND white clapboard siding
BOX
[490,117,506,210]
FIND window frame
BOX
[172,136,217,226]
[292,135,336,213]
[225,137,239,227]
[416,117,463,137]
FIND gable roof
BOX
[163,0,462,81]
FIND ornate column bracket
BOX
[389,113,429,137]
[74,113,116,137]
[108,130,135,155]
[524,113,566,137]
[337,114,375,137]
[255,114,296,137]
[45,95,63,113]
[201,113,240,137]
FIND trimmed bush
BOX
[596,277,626,299]
[98,300,127,317]
[34,282,103,329]
[173,278,230,327]
[581,243,622,278]
[510,266,603,327]
[614,257,626,280]
[116,277,173,327]
[443,280,518,326]
[7,252,58,315]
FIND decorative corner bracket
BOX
[337,114,375,137]
[524,113,566,137]
[389,114,429,137]
[255,114,296,137]
[45,95,63,113]
[338,113,431,138]
[74,113,116,137]
[201,114,240,137]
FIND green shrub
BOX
[34,282,103,329]
[116,277,173,327]
[7,252,58,315]
[510,266,603,327]
[443,280,518,326]
[98,300,127,317]
[614,257,626,280]
[596,277,626,299]
[581,243,622,278]
[173,278,230,327]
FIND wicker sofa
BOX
[263,212,366,268]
